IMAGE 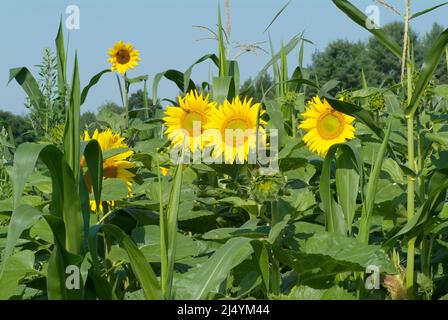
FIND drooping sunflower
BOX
[206,97,267,164]
[163,90,216,152]
[81,129,135,212]
[108,41,141,74]
[299,96,355,157]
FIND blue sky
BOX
[1,0,447,115]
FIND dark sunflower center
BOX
[104,166,118,178]
[116,50,131,64]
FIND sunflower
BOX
[206,96,267,164]
[81,129,135,212]
[108,41,141,74]
[299,96,355,157]
[163,90,216,152]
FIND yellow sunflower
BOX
[81,129,135,212]
[108,41,141,74]
[163,90,216,152]
[206,96,267,164]
[299,96,355,157]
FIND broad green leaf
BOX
[89,224,163,300]
[276,231,396,286]
[358,124,391,244]
[0,205,41,276]
[0,250,37,300]
[63,53,81,185]
[163,163,183,299]
[183,54,219,94]
[336,144,361,234]
[152,69,195,104]
[213,76,235,105]
[320,144,349,235]
[8,67,45,112]
[177,237,253,300]
[407,28,448,116]
[331,0,402,58]
[81,69,111,105]
[55,18,67,107]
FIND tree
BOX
[128,89,161,119]
[0,111,36,145]
[312,40,375,89]
[80,111,97,129]
[240,72,275,102]
[367,21,419,86]
[98,101,124,115]
[418,23,447,83]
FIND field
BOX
[1,0,448,301]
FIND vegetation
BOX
[1,1,448,301]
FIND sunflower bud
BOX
[335,90,353,103]
[250,173,286,204]
[368,92,386,111]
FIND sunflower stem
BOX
[143,79,149,119]
[124,74,130,129]
[270,200,281,295]
[157,160,168,299]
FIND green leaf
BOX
[81,140,103,209]
[276,231,396,286]
[81,69,111,105]
[358,123,391,244]
[213,76,235,105]
[384,171,448,248]
[183,54,219,94]
[407,28,448,116]
[335,144,361,234]
[63,53,81,185]
[254,33,307,85]
[177,237,253,300]
[251,240,270,293]
[217,2,227,77]
[263,0,292,33]
[163,163,183,299]
[99,178,128,201]
[410,2,448,20]
[12,143,83,254]
[320,144,349,235]
[55,18,67,106]
[331,0,402,59]
[0,250,37,300]
[0,205,42,276]
[152,70,195,104]
[89,224,163,300]
[8,67,45,111]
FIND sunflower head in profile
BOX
[162,90,216,152]
[81,129,135,212]
[206,96,267,164]
[299,96,355,157]
[108,41,141,74]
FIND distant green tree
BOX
[312,40,375,89]
[0,111,36,145]
[418,23,447,83]
[98,101,124,115]
[367,21,419,86]
[128,90,161,119]
[240,72,275,102]
[80,111,97,129]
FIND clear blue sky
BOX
[1,0,447,115]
